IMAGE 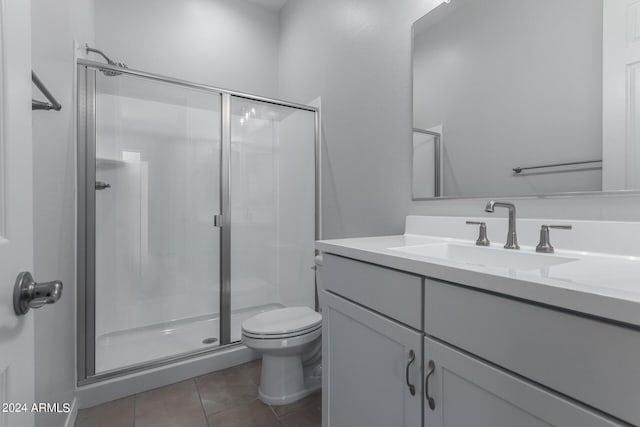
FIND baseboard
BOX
[77,345,258,409]
[63,397,79,427]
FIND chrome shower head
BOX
[101,61,128,77]
[86,45,128,76]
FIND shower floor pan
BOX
[95,303,283,374]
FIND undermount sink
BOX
[389,243,579,271]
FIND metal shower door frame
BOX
[76,60,320,385]
[411,127,442,199]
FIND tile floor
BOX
[75,360,321,427]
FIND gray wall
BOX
[279,0,442,238]
[31,0,95,426]
[94,0,281,98]
[279,0,640,238]
[414,0,603,198]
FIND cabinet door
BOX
[323,291,423,427]
[423,337,625,427]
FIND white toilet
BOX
[241,306,322,405]
[241,256,324,406]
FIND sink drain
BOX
[202,337,219,345]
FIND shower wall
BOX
[230,122,279,312]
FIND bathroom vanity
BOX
[317,216,640,427]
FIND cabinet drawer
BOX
[321,254,422,329]
[425,280,640,426]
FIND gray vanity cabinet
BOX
[423,337,624,427]
[320,254,630,427]
[322,291,423,427]
[424,279,640,425]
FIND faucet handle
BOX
[466,221,490,246]
[548,225,573,230]
[536,224,572,254]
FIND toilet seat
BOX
[242,306,321,338]
[242,324,321,340]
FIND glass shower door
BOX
[228,96,317,342]
[92,72,222,374]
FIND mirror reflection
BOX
[412,0,637,199]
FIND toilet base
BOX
[257,353,322,406]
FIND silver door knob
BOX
[13,272,63,316]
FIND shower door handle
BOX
[95,181,111,190]
[213,214,223,228]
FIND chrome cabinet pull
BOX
[425,360,436,410]
[406,350,416,396]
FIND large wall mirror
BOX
[412,0,639,199]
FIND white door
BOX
[0,0,35,426]
[603,0,640,190]
[322,291,423,427]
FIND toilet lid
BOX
[242,306,322,336]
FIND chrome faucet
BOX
[484,200,519,249]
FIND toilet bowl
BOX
[242,306,322,405]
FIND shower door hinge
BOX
[213,214,223,228]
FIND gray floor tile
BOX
[73,362,321,427]
[237,360,262,386]
[271,392,321,418]
[279,405,322,427]
[75,397,135,427]
[135,380,207,427]
[207,399,281,427]
[195,364,259,416]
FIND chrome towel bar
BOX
[512,159,602,174]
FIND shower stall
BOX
[76,59,319,383]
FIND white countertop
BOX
[316,216,640,327]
